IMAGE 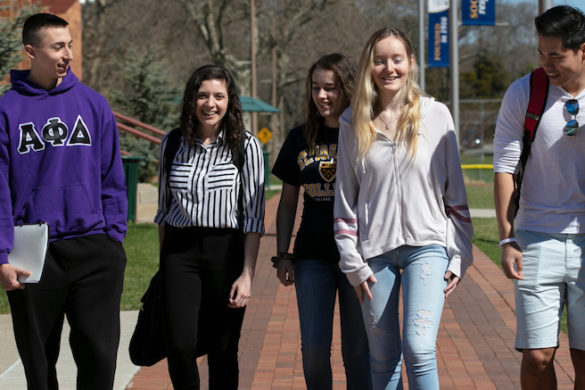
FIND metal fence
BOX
[459,98,501,151]
[462,164,494,183]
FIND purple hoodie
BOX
[0,69,127,264]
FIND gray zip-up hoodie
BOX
[334,97,473,286]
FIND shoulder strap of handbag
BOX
[163,129,247,228]
[513,67,549,216]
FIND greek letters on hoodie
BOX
[0,69,127,264]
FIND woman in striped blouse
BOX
[154,64,265,390]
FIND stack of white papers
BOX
[8,223,49,283]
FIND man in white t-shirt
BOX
[494,5,585,389]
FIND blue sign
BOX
[428,10,449,68]
[462,0,495,25]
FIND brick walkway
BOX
[125,194,576,389]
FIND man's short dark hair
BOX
[535,6,585,52]
[22,13,68,47]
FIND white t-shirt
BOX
[494,73,585,234]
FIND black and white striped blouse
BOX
[154,130,265,234]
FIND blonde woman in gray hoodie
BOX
[333,27,473,390]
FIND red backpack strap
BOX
[524,67,549,142]
[514,68,549,217]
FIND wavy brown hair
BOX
[304,53,356,147]
[179,64,244,148]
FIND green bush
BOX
[0,4,40,94]
[111,46,179,181]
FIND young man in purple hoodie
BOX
[0,13,127,390]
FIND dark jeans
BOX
[160,226,245,390]
[294,258,372,390]
[8,234,127,390]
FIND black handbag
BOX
[129,270,166,366]
[129,269,209,366]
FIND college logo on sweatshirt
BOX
[17,115,92,154]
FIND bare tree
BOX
[82,0,122,90]
[172,0,365,151]
[177,0,252,93]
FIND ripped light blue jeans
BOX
[361,244,449,390]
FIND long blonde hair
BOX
[352,27,421,158]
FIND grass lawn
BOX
[0,287,8,314]
[471,217,500,268]
[466,181,494,209]
[265,173,282,200]
[120,223,159,310]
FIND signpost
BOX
[257,127,272,145]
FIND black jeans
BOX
[160,226,245,390]
[8,233,127,390]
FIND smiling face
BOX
[370,35,413,98]
[311,68,343,127]
[25,26,73,90]
[538,34,585,95]
[195,78,229,135]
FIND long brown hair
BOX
[179,64,244,148]
[304,53,356,147]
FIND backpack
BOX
[162,128,247,225]
[513,67,549,216]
